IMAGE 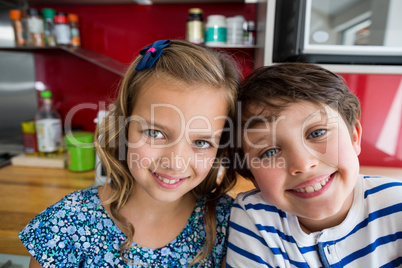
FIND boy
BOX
[226,63,402,267]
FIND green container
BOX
[65,131,95,172]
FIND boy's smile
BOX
[242,101,362,233]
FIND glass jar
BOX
[186,8,204,44]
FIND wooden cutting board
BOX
[11,154,66,169]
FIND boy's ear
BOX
[351,120,362,156]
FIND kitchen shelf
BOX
[2,0,255,6]
[0,46,127,77]
[207,44,256,49]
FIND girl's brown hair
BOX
[94,40,240,266]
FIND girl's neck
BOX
[99,184,197,249]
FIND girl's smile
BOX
[126,75,228,205]
[150,170,189,189]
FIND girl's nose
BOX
[161,141,191,172]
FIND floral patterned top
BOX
[19,187,234,267]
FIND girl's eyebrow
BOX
[142,120,167,130]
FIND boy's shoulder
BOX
[233,189,287,216]
[360,174,402,199]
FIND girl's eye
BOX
[261,148,280,158]
[146,129,164,139]
[308,129,327,139]
[194,140,211,149]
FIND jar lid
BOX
[40,90,52,98]
[189,8,203,14]
[9,9,21,20]
[65,131,94,146]
[27,8,40,16]
[54,12,68,23]
[207,15,226,25]
[42,8,56,19]
[68,13,79,23]
[21,121,36,133]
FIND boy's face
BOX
[242,101,362,231]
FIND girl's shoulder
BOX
[18,187,119,266]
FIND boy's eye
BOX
[194,140,211,149]
[308,129,327,139]
[261,148,280,158]
[146,129,164,139]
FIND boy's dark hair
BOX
[235,62,361,179]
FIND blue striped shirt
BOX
[227,175,402,267]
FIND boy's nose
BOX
[287,146,319,175]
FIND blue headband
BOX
[135,40,171,71]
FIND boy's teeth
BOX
[295,177,330,193]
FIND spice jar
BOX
[21,121,38,155]
[186,8,204,44]
[42,8,56,47]
[54,12,70,45]
[26,8,45,47]
[9,9,25,46]
[68,13,81,47]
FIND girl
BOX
[19,39,240,267]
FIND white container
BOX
[205,15,227,46]
[226,16,245,45]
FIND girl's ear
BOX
[351,120,362,156]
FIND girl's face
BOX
[242,101,362,232]
[126,76,228,204]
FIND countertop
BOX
[0,166,94,256]
[0,165,401,256]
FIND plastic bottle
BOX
[226,16,245,45]
[9,9,25,46]
[68,13,81,47]
[21,121,38,155]
[205,15,227,46]
[243,21,256,46]
[54,12,70,45]
[186,8,204,44]
[35,90,63,157]
[26,8,45,47]
[42,8,56,47]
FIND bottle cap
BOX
[27,8,40,16]
[9,9,21,20]
[68,13,79,23]
[189,8,203,14]
[42,8,56,19]
[65,131,94,146]
[40,90,52,98]
[54,12,68,23]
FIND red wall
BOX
[340,73,402,167]
[30,3,402,168]
[32,3,256,132]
